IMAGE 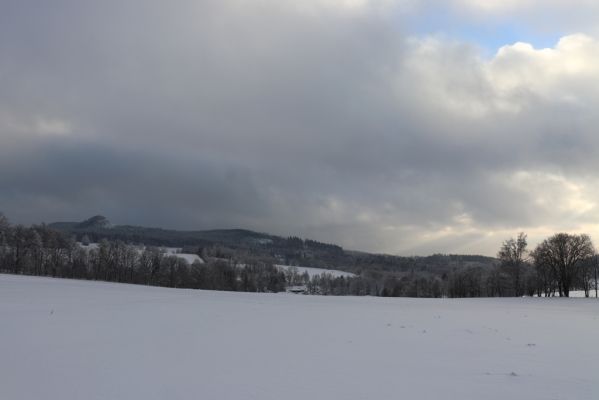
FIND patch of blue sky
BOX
[405,8,563,56]
[452,23,562,53]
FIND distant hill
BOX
[77,215,113,229]
[49,215,498,275]
[49,216,277,247]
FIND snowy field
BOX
[79,243,205,264]
[160,247,205,264]
[0,274,597,400]
[275,264,356,278]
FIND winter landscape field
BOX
[1,274,597,400]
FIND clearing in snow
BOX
[0,274,597,400]
[275,264,356,278]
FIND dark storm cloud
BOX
[2,0,599,254]
[0,137,273,229]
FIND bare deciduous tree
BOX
[531,233,595,297]
[497,233,528,296]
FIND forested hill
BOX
[50,215,277,248]
[1,213,589,297]
[49,216,498,276]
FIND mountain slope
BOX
[49,217,276,247]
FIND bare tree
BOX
[497,233,528,296]
[0,212,9,233]
[594,255,599,298]
[534,257,557,297]
[578,256,595,297]
[531,233,595,297]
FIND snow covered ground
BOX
[160,247,205,264]
[535,290,598,298]
[561,290,598,298]
[79,243,205,264]
[0,274,597,400]
[275,264,356,278]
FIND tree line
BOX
[0,214,375,294]
[1,213,597,297]
[0,218,284,292]
[447,232,598,298]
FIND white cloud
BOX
[488,34,599,105]
[402,34,599,116]
[401,37,495,117]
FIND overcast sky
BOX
[2,0,599,255]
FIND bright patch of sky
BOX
[406,5,563,54]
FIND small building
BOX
[286,285,308,294]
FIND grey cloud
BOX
[2,0,599,255]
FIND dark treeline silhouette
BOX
[447,232,598,298]
[49,216,500,275]
[0,214,375,295]
[1,213,597,297]
[0,219,287,292]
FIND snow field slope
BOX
[0,274,597,400]
[275,264,356,278]
[79,243,205,264]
